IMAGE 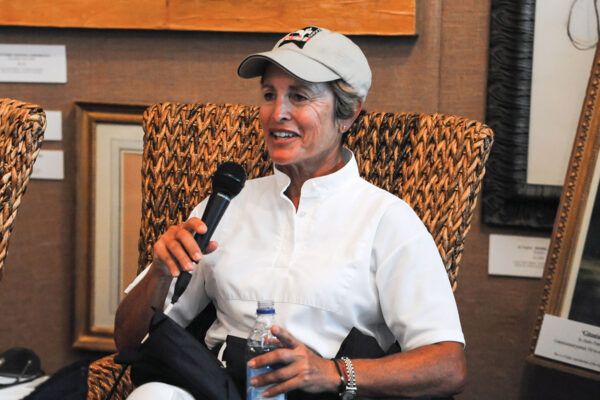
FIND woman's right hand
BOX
[151,217,218,277]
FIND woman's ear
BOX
[339,99,364,133]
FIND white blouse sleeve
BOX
[373,201,465,351]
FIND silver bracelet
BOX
[340,357,357,399]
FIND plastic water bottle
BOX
[246,300,286,400]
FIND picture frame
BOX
[0,0,416,36]
[482,0,562,230]
[74,101,148,351]
[527,44,600,380]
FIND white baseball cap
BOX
[238,26,372,100]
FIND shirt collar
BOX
[273,148,359,197]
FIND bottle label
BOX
[246,364,285,400]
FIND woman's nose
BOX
[273,98,291,122]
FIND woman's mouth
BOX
[271,131,297,139]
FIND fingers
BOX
[204,240,218,254]
[250,352,334,396]
[152,239,183,277]
[248,331,335,395]
[151,218,218,277]
[271,325,299,349]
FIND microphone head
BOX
[212,161,246,198]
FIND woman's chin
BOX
[267,151,300,167]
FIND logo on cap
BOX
[279,26,322,49]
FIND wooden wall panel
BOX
[0,0,416,35]
[1,0,165,30]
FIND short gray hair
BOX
[330,80,363,143]
[330,80,362,121]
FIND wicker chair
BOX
[87,102,493,400]
[0,98,46,278]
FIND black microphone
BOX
[194,161,247,251]
[171,161,246,303]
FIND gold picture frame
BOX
[74,101,148,351]
[528,45,600,381]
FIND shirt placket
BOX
[273,195,298,269]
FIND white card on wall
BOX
[44,110,62,141]
[535,314,600,372]
[31,150,64,180]
[488,234,550,278]
[0,44,67,83]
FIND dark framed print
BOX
[482,0,562,230]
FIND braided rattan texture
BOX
[87,354,133,400]
[87,102,493,399]
[138,103,493,288]
[0,98,45,278]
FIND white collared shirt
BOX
[128,149,464,358]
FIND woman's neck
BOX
[280,149,346,210]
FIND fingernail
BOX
[193,252,202,261]
[251,378,257,386]
[248,360,255,368]
[186,262,194,270]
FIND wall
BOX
[0,0,598,398]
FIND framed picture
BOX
[74,101,148,351]
[482,0,562,230]
[527,44,600,380]
[0,0,416,35]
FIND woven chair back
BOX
[139,102,493,289]
[0,98,46,278]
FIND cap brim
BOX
[238,49,341,83]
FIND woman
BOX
[115,26,466,399]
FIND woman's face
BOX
[259,64,343,177]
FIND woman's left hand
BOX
[247,325,340,396]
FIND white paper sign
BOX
[488,234,550,278]
[31,150,64,180]
[44,110,62,141]
[0,44,67,83]
[535,314,600,372]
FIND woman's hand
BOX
[151,217,218,277]
[247,325,341,396]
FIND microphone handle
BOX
[195,192,232,252]
[171,192,231,304]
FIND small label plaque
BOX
[0,44,67,83]
[535,314,600,372]
[488,234,550,278]
[44,110,62,141]
[31,150,64,180]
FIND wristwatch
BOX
[340,357,357,399]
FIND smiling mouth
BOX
[271,131,298,139]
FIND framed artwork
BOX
[74,101,148,351]
[0,0,416,36]
[482,0,562,230]
[528,44,600,380]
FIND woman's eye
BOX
[262,92,274,101]
[292,93,308,102]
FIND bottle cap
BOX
[256,300,275,314]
